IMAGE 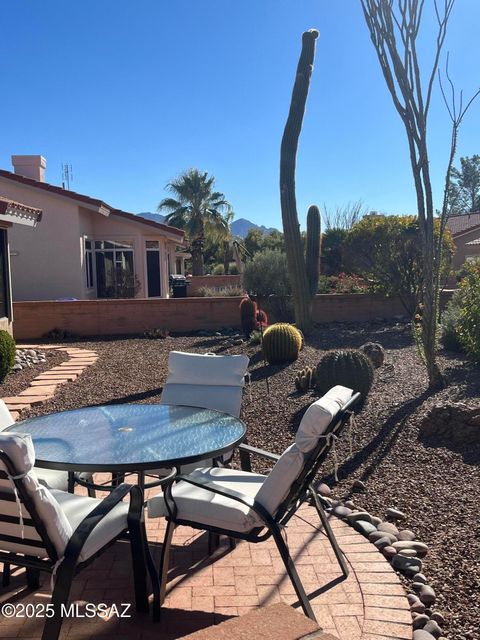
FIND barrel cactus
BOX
[295,366,314,392]
[262,323,303,364]
[359,342,385,368]
[315,349,374,399]
[240,296,258,338]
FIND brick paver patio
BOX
[0,483,412,640]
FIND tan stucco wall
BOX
[452,227,480,270]
[0,179,84,300]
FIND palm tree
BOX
[158,169,233,276]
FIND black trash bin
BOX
[170,274,189,298]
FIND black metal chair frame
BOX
[0,450,161,640]
[159,392,361,623]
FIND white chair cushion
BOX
[148,467,266,533]
[52,490,129,562]
[160,384,243,417]
[295,385,353,453]
[255,444,305,515]
[36,468,69,492]
[165,352,249,388]
[0,433,72,558]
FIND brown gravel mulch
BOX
[18,324,480,639]
[0,349,67,398]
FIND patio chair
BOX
[148,385,361,622]
[0,431,159,640]
[142,351,249,485]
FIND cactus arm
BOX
[306,204,321,297]
[280,29,319,334]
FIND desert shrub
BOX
[243,250,293,321]
[144,328,169,339]
[344,214,455,315]
[43,327,76,340]
[249,329,262,346]
[0,330,16,382]
[455,263,480,360]
[243,250,291,298]
[440,292,464,352]
[197,285,243,297]
[212,264,225,275]
[229,263,239,275]
[317,273,368,294]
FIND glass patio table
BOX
[7,404,246,489]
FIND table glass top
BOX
[8,404,246,471]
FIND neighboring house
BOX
[0,195,42,331]
[0,155,185,301]
[446,212,480,271]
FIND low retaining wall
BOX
[12,292,454,340]
[12,297,242,340]
[187,274,242,296]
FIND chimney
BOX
[11,155,46,182]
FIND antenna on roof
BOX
[61,163,73,190]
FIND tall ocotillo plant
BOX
[306,204,321,297]
[280,29,319,333]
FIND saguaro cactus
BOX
[306,204,321,297]
[280,29,319,333]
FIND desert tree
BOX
[361,0,479,388]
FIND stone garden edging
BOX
[320,482,447,640]
[1,344,98,421]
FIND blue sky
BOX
[0,1,479,229]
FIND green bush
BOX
[211,264,225,275]
[455,263,480,360]
[0,330,16,382]
[243,250,291,298]
[243,250,293,321]
[440,292,463,352]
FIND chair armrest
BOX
[63,483,137,565]
[172,474,275,529]
[238,443,280,472]
[238,443,280,462]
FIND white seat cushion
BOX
[52,490,129,562]
[148,467,267,533]
[36,468,69,491]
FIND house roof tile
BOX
[0,195,43,218]
[446,212,480,236]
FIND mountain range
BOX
[137,213,277,238]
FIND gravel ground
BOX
[0,349,66,398]
[18,324,480,638]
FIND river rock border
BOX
[319,482,447,640]
[1,344,98,421]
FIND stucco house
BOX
[0,195,42,331]
[446,212,480,271]
[0,155,185,301]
